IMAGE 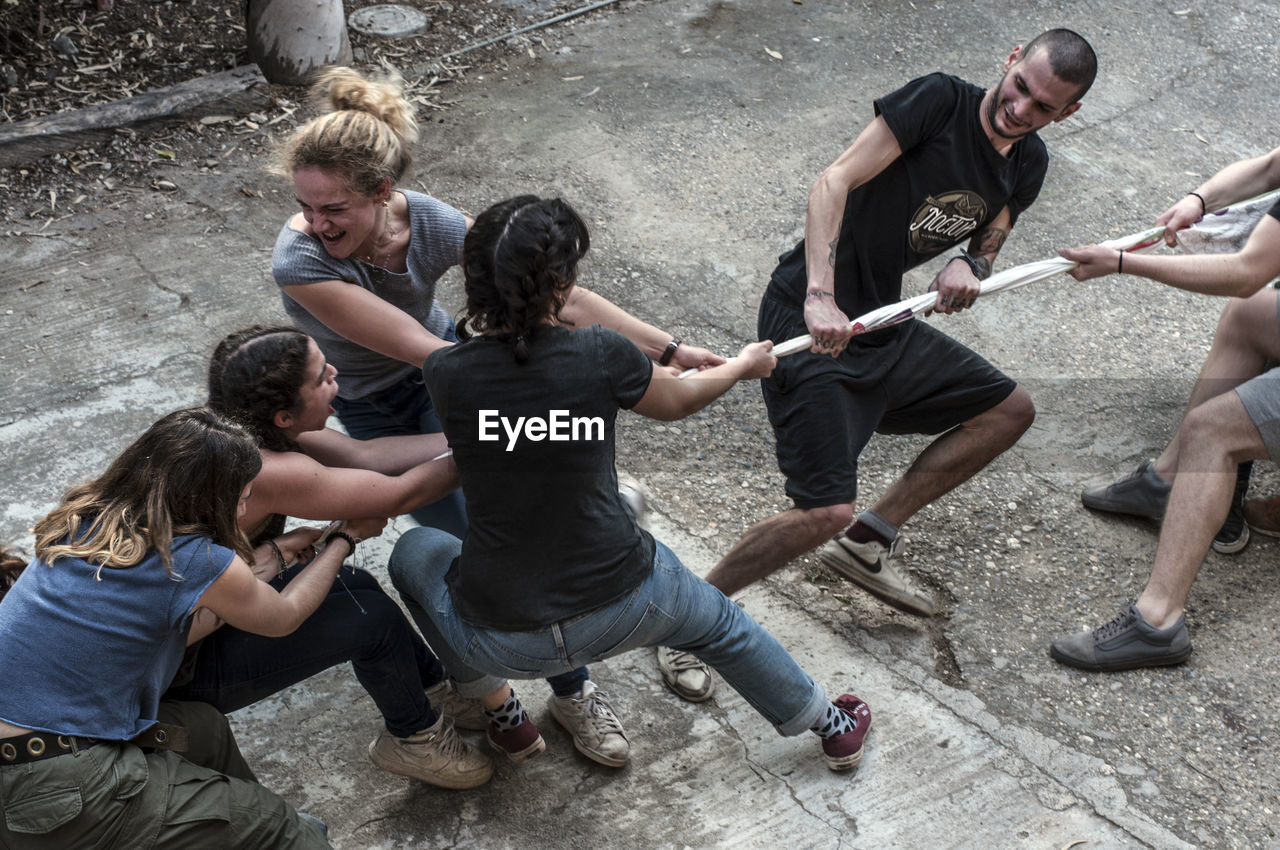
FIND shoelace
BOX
[1092,607,1137,641]
[664,648,707,673]
[580,691,625,736]
[423,718,469,759]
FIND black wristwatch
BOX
[658,338,681,367]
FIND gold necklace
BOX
[358,198,394,268]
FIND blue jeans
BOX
[388,527,828,736]
[332,369,469,538]
[334,352,588,698]
[167,568,442,739]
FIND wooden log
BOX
[0,65,270,169]
[247,0,352,86]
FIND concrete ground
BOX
[3,0,1279,847]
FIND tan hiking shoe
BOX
[368,715,493,789]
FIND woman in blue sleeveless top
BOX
[0,408,383,848]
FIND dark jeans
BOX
[168,568,442,738]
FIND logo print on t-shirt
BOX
[907,191,987,256]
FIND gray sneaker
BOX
[818,535,937,616]
[1081,462,1170,519]
[655,646,715,702]
[547,680,630,767]
[424,679,488,731]
[1050,604,1191,672]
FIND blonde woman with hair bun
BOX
[271,66,725,766]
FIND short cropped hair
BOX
[1024,29,1097,103]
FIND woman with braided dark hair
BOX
[389,196,873,775]
[272,67,727,764]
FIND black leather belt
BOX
[0,722,188,766]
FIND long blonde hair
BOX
[34,408,261,575]
[275,66,419,197]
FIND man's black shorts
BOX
[758,292,1017,508]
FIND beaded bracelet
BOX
[265,539,287,571]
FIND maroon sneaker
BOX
[822,694,872,771]
[487,715,547,763]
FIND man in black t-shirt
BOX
[1049,145,1280,672]
[656,30,1097,699]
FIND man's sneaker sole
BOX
[1048,642,1192,672]
[818,541,936,617]
[1211,523,1250,555]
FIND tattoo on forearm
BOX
[976,227,1007,257]
[827,237,839,270]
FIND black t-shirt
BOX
[422,324,656,630]
[768,72,1049,323]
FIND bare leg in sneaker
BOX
[1139,395,1265,627]
[1147,289,1280,481]
[1064,147,1280,549]
[1052,383,1271,671]
[704,389,1032,615]
[705,504,852,597]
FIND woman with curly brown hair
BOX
[169,323,494,791]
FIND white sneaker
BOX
[818,535,937,616]
[368,715,493,789]
[547,680,630,767]
[655,645,715,702]
[424,679,488,731]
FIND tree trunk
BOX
[247,0,352,86]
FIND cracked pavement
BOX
[3,0,1279,846]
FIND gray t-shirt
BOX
[272,189,466,399]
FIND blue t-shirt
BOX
[0,535,233,739]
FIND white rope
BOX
[677,225,1169,377]
[677,187,1280,377]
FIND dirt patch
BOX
[0,0,611,231]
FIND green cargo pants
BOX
[0,701,328,849]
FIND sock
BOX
[810,701,856,739]
[483,691,528,732]
[845,509,898,546]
